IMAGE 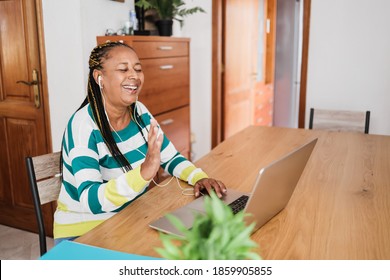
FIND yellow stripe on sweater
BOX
[54,219,104,239]
[124,165,150,192]
[179,165,197,181]
[190,171,208,185]
[105,166,149,206]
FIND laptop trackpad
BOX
[149,207,200,237]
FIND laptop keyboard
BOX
[228,195,249,214]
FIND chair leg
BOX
[308,108,314,129]
[26,156,48,256]
[39,232,47,256]
[364,111,370,134]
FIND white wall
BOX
[42,0,134,150]
[79,0,135,86]
[181,0,212,160]
[42,0,212,160]
[42,0,85,151]
[307,0,390,135]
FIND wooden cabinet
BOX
[155,106,190,160]
[136,56,189,115]
[96,36,191,180]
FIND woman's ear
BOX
[93,70,103,88]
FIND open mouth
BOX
[123,84,138,93]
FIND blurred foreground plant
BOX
[155,192,261,260]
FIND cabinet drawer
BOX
[155,106,190,156]
[132,41,188,59]
[96,36,189,59]
[139,57,189,115]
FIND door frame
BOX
[211,0,311,147]
[35,0,54,234]
[36,0,52,150]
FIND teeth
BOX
[124,85,138,90]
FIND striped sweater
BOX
[54,102,207,239]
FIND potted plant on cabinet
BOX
[135,0,205,36]
[154,191,261,260]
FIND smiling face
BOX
[95,46,144,109]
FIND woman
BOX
[54,41,226,243]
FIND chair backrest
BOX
[308,108,370,134]
[26,151,62,256]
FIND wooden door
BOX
[213,0,310,146]
[0,0,52,234]
[252,0,275,127]
[223,0,256,139]
[223,0,275,139]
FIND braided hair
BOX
[80,41,136,172]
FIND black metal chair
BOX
[26,152,61,256]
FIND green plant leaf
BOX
[177,7,205,18]
[224,222,256,252]
[160,234,181,252]
[155,190,262,259]
[243,251,262,260]
[207,191,229,223]
[164,213,189,235]
[136,0,205,23]
[135,0,154,10]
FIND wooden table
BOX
[76,126,390,259]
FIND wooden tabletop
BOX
[76,126,390,259]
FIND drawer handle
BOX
[160,118,174,125]
[158,46,173,50]
[160,65,174,70]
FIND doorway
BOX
[212,0,311,146]
[0,0,53,234]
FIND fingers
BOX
[194,178,227,198]
[140,119,163,181]
[149,119,162,145]
[148,119,163,151]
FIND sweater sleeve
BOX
[161,152,209,185]
[68,146,151,214]
[136,102,209,186]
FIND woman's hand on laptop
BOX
[194,178,227,198]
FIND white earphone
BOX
[98,75,102,88]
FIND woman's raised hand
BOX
[140,119,163,181]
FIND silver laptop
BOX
[149,138,318,236]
